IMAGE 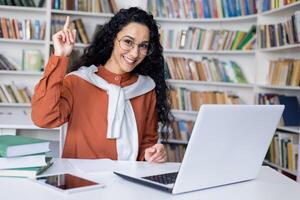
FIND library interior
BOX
[0,0,300,199]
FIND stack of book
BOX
[0,135,53,178]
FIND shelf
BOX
[0,70,43,76]
[277,126,300,134]
[155,14,257,23]
[171,109,198,121]
[260,1,300,16]
[0,5,47,13]
[171,109,197,115]
[257,84,300,91]
[0,113,59,130]
[163,49,256,55]
[51,9,114,18]
[0,103,31,107]
[259,44,300,52]
[263,160,297,176]
[167,79,254,88]
[160,139,188,145]
[49,41,88,48]
[0,38,46,45]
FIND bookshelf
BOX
[0,0,299,181]
[264,127,300,181]
[0,0,116,157]
[153,0,300,182]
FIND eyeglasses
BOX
[117,36,153,56]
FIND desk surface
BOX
[0,159,300,200]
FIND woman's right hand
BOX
[52,16,76,57]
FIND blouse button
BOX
[114,76,120,81]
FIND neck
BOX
[104,58,125,75]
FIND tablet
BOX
[32,173,105,194]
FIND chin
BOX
[121,62,138,72]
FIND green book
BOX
[0,157,53,178]
[0,135,50,157]
[237,25,256,50]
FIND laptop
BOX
[114,105,284,194]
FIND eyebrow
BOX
[122,35,149,44]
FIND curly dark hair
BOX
[72,7,173,139]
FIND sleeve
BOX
[137,90,159,161]
[31,55,73,128]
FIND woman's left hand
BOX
[144,144,167,163]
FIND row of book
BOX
[0,0,45,7]
[265,131,298,173]
[262,0,299,12]
[259,11,300,48]
[0,54,17,70]
[267,59,300,87]
[170,88,240,111]
[163,143,186,162]
[165,56,248,84]
[160,25,256,51]
[0,17,46,40]
[170,120,194,142]
[52,0,118,13]
[147,0,257,19]
[0,135,52,178]
[51,15,89,44]
[0,50,44,72]
[0,82,32,104]
[256,93,300,126]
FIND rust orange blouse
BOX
[31,55,158,161]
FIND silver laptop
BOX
[114,105,284,194]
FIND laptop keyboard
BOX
[142,172,178,185]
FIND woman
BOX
[31,7,172,163]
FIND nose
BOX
[128,44,139,58]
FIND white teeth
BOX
[123,56,135,64]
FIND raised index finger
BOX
[64,16,70,30]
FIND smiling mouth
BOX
[123,55,136,65]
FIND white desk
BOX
[0,158,300,200]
